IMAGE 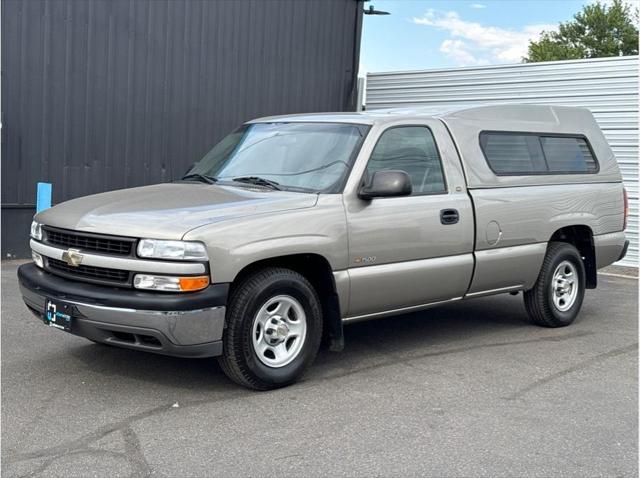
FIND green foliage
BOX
[524,0,639,62]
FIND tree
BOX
[524,0,639,62]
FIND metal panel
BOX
[1,0,363,258]
[366,56,639,267]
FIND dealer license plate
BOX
[44,298,74,332]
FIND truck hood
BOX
[35,183,318,239]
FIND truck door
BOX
[343,119,474,319]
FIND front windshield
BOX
[186,122,370,193]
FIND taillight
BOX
[623,187,629,230]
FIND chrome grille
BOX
[43,226,134,256]
[47,258,130,285]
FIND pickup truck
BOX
[18,105,629,390]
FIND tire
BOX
[218,267,323,390]
[524,242,586,327]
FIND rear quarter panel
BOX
[467,182,624,294]
[471,183,624,249]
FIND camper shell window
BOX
[479,132,599,176]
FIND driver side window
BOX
[366,126,447,195]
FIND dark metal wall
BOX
[1,0,363,258]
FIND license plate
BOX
[44,298,74,331]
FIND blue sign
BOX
[36,182,52,212]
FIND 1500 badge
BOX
[354,256,376,264]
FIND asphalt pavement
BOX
[2,260,637,477]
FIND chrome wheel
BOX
[251,295,307,368]
[551,260,578,312]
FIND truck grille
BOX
[47,258,130,285]
[43,226,134,256]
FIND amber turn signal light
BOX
[179,276,210,292]
[133,274,210,292]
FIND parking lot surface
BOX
[2,260,637,477]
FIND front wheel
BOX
[218,267,323,390]
[524,242,586,327]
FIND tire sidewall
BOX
[233,274,322,387]
[543,246,585,325]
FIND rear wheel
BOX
[524,242,586,327]
[219,267,323,390]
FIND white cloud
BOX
[470,3,487,9]
[439,39,489,66]
[413,10,557,65]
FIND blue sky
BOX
[360,0,609,73]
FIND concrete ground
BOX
[2,261,637,478]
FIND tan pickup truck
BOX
[19,105,628,389]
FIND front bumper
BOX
[18,263,229,358]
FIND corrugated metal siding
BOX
[1,0,362,257]
[366,56,639,267]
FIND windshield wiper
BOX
[232,176,281,190]
[181,173,218,184]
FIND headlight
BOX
[30,221,42,241]
[137,239,208,261]
[133,274,210,292]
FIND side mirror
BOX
[358,170,412,200]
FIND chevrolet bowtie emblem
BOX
[61,248,84,267]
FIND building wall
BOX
[1,0,363,258]
[366,56,639,267]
